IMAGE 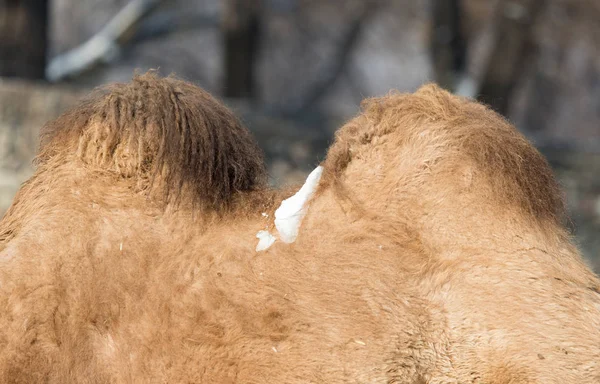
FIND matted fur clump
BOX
[37,72,267,208]
[0,79,599,383]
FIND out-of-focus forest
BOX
[0,0,599,270]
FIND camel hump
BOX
[37,72,267,209]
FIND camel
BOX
[0,72,598,383]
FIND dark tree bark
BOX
[477,0,544,115]
[0,0,48,79]
[430,0,468,92]
[222,0,261,99]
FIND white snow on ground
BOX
[274,166,323,243]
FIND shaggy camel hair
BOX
[0,73,599,383]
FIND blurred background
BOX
[0,0,598,270]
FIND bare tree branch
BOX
[132,10,219,43]
[277,1,378,117]
[0,0,48,79]
[222,0,262,98]
[46,0,165,82]
[430,0,468,92]
[476,0,545,114]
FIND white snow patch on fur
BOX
[274,166,323,243]
[256,230,277,251]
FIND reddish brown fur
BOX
[0,76,598,383]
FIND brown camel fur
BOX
[0,73,598,383]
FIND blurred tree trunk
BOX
[0,0,48,79]
[222,0,261,99]
[477,0,544,115]
[430,0,467,92]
